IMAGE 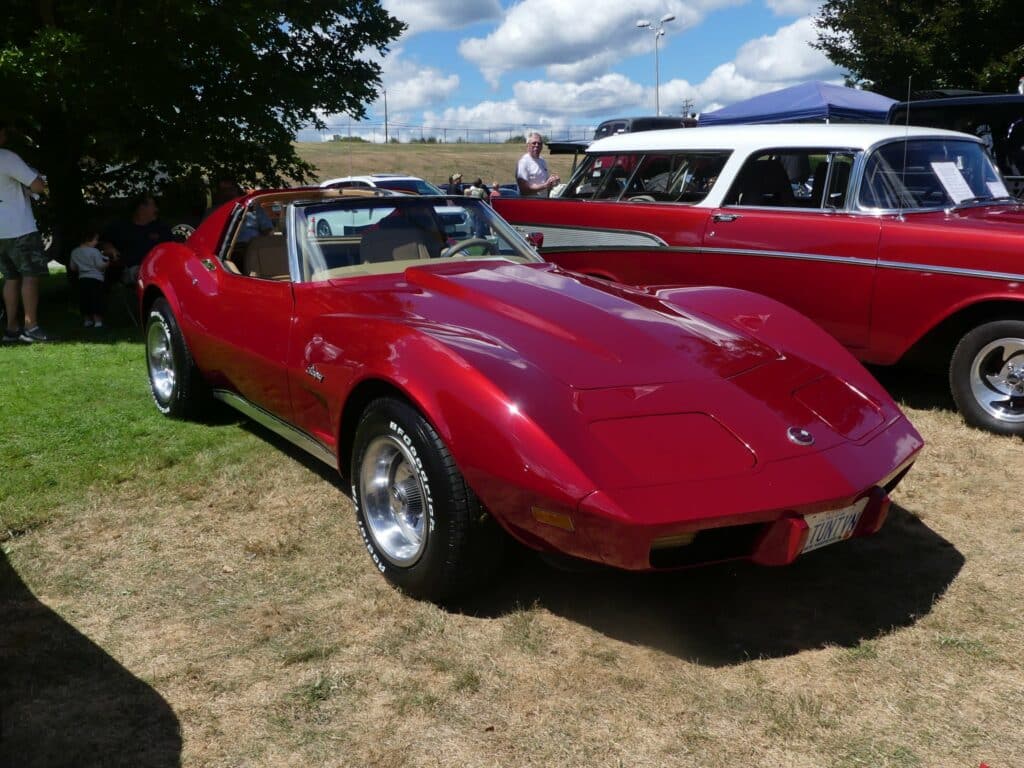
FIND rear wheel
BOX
[145,298,208,419]
[351,397,503,602]
[949,320,1024,436]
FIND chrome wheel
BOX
[968,335,1024,424]
[147,316,176,407]
[359,435,428,566]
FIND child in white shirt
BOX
[69,229,109,327]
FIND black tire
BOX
[949,320,1024,436]
[145,298,208,419]
[351,397,503,602]
[315,218,332,237]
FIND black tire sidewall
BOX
[351,398,463,598]
[950,320,1024,436]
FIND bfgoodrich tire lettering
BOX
[949,320,1024,436]
[351,397,503,602]
[145,298,208,419]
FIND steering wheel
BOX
[440,237,495,258]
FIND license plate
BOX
[801,498,868,554]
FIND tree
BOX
[0,1,403,254]
[815,0,1024,99]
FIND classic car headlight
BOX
[588,412,755,487]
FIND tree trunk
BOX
[39,110,87,266]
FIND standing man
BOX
[516,132,560,196]
[0,120,52,343]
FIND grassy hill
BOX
[295,141,579,189]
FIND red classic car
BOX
[494,124,1024,436]
[140,190,922,601]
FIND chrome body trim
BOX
[535,223,1024,283]
[212,389,336,467]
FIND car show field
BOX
[1,143,1021,767]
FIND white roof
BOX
[586,123,979,155]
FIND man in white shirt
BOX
[516,132,560,197]
[0,121,51,343]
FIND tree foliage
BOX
[815,0,1024,99]
[0,0,403,246]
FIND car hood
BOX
[391,262,912,494]
[402,261,780,389]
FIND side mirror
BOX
[526,231,544,248]
[171,223,195,242]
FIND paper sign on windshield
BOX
[931,162,973,203]
[987,180,1010,198]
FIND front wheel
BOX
[949,320,1024,436]
[351,397,503,602]
[145,298,208,419]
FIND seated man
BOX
[101,193,173,283]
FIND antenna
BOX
[898,76,912,220]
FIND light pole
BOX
[636,13,675,115]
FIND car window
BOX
[293,197,542,282]
[859,138,1006,210]
[564,151,729,203]
[378,179,444,195]
[725,149,856,209]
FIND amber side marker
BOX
[531,507,575,532]
[651,532,696,549]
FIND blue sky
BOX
[303,0,842,142]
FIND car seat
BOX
[359,226,434,263]
[731,158,795,206]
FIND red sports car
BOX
[139,190,922,602]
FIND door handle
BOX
[712,213,741,223]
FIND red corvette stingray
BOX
[139,190,922,601]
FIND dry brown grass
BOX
[3,369,1023,768]
[297,141,579,191]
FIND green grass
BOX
[0,273,255,538]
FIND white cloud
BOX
[764,0,821,16]
[732,16,837,81]
[459,0,741,87]
[514,74,645,116]
[379,53,460,113]
[382,0,502,37]
[311,49,460,139]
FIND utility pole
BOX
[383,89,389,143]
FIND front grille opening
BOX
[649,522,765,569]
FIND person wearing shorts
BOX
[0,120,51,343]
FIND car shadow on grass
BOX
[236,420,964,666]
[868,363,957,414]
[460,505,963,666]
[0,550,181,767]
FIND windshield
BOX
[295,196,543,282]
[378,179,444,195]
[859,138,1010,209]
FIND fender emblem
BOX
[305,364,324,382]
[786,427,814,446]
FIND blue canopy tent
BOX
[699,81,895,125]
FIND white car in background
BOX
[319,173,444,196]
[316,175,472,238]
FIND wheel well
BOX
[337,379,416,483]
[900,300,1024,371]
[140,286,166,322]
